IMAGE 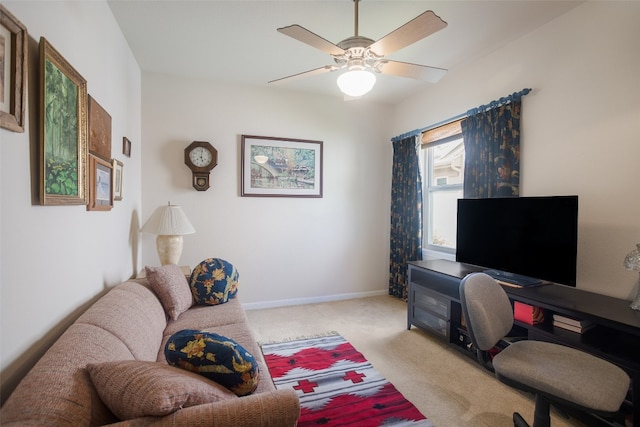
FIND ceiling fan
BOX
[269,0,448,97]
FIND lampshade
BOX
[624,243,640,271]
[141,203,195,265]
[141,203,195,236]
[337,69,376,97]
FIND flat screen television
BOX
[456,196,578,286]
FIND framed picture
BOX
[122,136,131,157]
[39,37,87,205]
[88,95,111,161]
[87,155,113,211]
[241,135,323,198]
[113,158,123,201]
[0,5,27,132]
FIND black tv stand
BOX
[407,259,640,427]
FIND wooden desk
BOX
[407,259,640,426]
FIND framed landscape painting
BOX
[241,135,323,198]
[39,37,87,205]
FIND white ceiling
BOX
[107,0,583,105]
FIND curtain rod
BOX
[391,88,532,143]
[466,88,531,116]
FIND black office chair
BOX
[459,272,630,427]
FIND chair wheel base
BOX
[513,412,529,427]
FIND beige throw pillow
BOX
[145,264,193,320]
[87,360,237,420]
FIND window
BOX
[420,120,465,254]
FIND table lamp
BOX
[141,203,195,265]
[624,243,640,311]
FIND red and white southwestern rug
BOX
[261,333,433,426]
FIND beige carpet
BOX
[246,295,586,427]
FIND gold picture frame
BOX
[39,37,87,205]
[87,154,113,211]
[0,5,28,132]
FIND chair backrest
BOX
[459,272,514,351]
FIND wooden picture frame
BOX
[241,135,323,198]
[0,5,27,132]
[122,136,131,157]
[113,158,123,201]
[87,155,113,211]
[39,37,87,205]
[88,95,111,161]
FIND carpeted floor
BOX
[246,295,587,427]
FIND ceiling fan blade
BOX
[268,65,336,85]
[369,11,447,57]
[278,25,345,56]
[379,60,447,83]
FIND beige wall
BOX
[140,73,393,308]
[0,1,142,401]
[392,1,640,299]
[2,0,639,407]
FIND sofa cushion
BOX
[189,258,239,305]
[78,280,167,362]
[0,322,136,426]
[87,360,238,420]
[146,264,193,320]
[165,330,259,396]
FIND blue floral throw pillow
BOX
[164,330,259,396]
[189,258,239,305]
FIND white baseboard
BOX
[242,289,389,311]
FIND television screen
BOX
[456,196,578,286]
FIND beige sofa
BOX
[0,277,300,426]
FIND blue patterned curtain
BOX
[389,136,423,299]
[461,101,521,198]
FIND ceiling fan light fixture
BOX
[337,69,376,97]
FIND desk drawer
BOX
[412,306,449,338]
[413,288,449,318]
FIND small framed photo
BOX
[241,135,323,198]
[113,158,123,201]
[87,154,113,211]
[0,5,27,132]
[122,137,131,157]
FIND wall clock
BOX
[184,141,218,191]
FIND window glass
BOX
[422,137,464,252]
[429,188,463,247]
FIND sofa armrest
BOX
[110,389,300,427]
